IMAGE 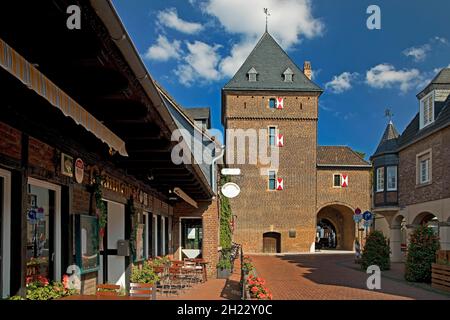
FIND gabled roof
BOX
[417,68,450,98]
[223,32,322,92]
[398,94,450,149]
[372,121,400,157]
[317,146,371,167]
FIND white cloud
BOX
[403,36,449,62]
[366,64,421,93]
[144,35,182,61]
[175,41,222,86]
[157,8,203,34]
[325,72,359,94]
[403,44,431,62]
[203,0,323,77]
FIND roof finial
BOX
[385,108,394,123]
[264,8,270,32]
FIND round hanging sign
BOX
[74,158,84,184]
[355,207,362,215]
[221,182,241,198]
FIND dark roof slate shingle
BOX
[223,32,322,92]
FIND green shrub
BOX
[219,176,233,250]
[130,260,160,284]
[405,226,440,282]
[217,248,232,270]
[361,230,391,271]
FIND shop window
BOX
[181,218,202,259]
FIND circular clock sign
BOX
[74,158,84,184]
[221,182,241,198]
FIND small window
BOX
[247,67,258,82]
[268,126,276,146]
[376,167,384,192]
[269,98,276,109]
[283,67,293,82]
[268,171,277,190]
[387,166,397,191]
[420,91,434,129]
[417,152,431,185]
[333,174,342,188]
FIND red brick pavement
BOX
[250,254,450,300]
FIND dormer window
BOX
[420,90,435,129]
[247,67,258,82]
[283,67,293,82]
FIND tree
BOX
[405,226,440,282]
[361,230,391,271]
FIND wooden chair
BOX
[129,283,156,300]
[96,284,120,296]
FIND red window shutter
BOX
[276,134,284,147]
[276,178,284,190]
[276,97,284,109]
[341,174,349,187]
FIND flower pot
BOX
[217,268,231,279]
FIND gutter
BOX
[89,0,214,198]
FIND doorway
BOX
[0,169,11,298]
[99,200,126,288]
[263,232,281,253]
[26,178,61,282]
[316,219,338,249]
[180,218,202,260]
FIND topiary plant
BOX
[361,230,391,271]
[405,225,440,282]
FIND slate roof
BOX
[398,94,450,149]
[417,68,450,98]
[184,107,210,120]
[372,121,400,157]
[317,146,371,167]
[223,32,323,92]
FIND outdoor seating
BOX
[129,283,156,300]
[96,284,121,296]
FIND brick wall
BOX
[0,121,21,160]
[224,92,318,253]
[28,137,55,173]
[173,199,219,278]
[399,126,450,206]
[317,168,371,211]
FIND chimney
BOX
[303,61,312,80]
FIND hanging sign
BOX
[221,182,241,198]
[74,158,84,184]
[355,208,362,215]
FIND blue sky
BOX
[112,0,450,158]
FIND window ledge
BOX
[416,181,432,188]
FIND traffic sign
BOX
[355,208,362,215]
[363,211,373,221]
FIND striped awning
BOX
[0,38,128,157]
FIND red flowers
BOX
[247,274,272,300]
[62,274,70,289]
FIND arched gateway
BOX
[316,204,356,251]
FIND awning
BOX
[0,38,128,157]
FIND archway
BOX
[316,204,355,251]
[412,212,439,235]
[263,232,281,253]
[316,218,337,249]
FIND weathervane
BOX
[385,108,394,122]
[264,8,270,32]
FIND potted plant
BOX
[130,260,160,285]
[217,249,232,279]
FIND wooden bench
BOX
[431,263,450,293]
[129,283,156,300]
[96,284,121,296]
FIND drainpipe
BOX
[211,145,225,198]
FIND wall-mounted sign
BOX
[341,174,349,187]
[221,182,241,198]
[221,168,241,176]
[74,158,84,184]
[61,153,74,177]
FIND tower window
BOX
[269,98,276,109]
[268,126,276,146]
[283,67,294,82]
[247,67,258,82]
[268,170,277,190]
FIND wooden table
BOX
[60,295,150,300]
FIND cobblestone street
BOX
[249,254,450,300]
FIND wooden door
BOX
[263,233,280,253]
